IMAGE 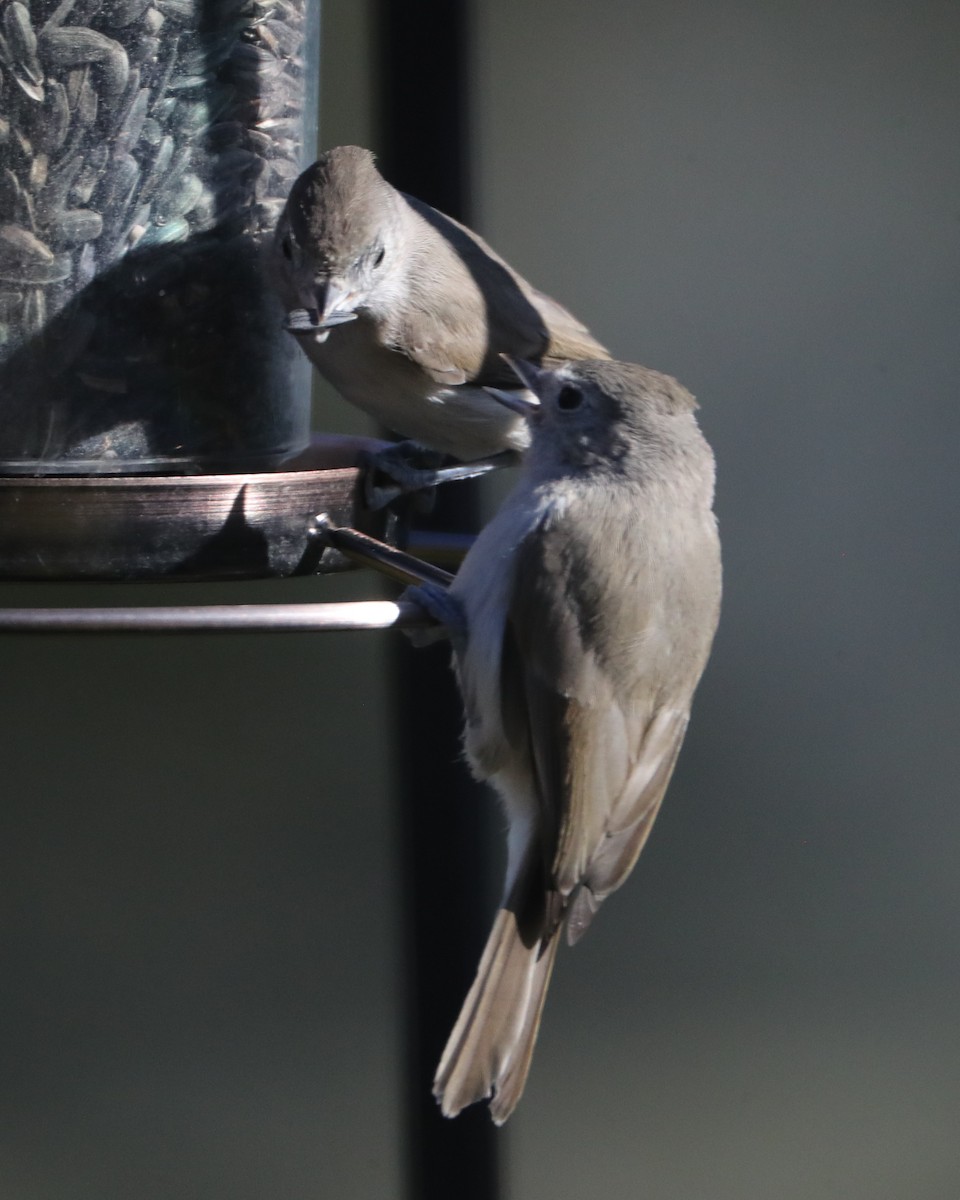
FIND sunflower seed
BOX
[63,63,86,108]
[99,0,152,29]
[262,17,300,57]
[154,0,195,22]
[93,150,138,215]
[40,151,82,210]
[28,150,48,190]
[153,168,201,223]
[138,114,161,143]
[0,290,23,318]
[130,33,159,63]
[22,285,46,332]
[115,83,150,150]
[0,226,72,283]
[69,142,108,204]
[37,79,70,151]
[2,3,45,103]
[142,6,164,34]
[38,26,129,108]
[0,222,53,266]
[75,239,96,288]
[47,208,103,248]
[1,168,25,222]
[137,131,172,201]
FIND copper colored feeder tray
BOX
[0,436,396,583]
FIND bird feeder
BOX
[0,0,412,603]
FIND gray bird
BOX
[407,357,722,1123]
[270,146,608,470]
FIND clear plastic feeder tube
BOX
[0,0,318,474]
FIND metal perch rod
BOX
[312,514,456,588]
[0,524,451,634]
[0,600,431,634]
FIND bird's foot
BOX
[363,442,519,510]
[431,449,520,485]
[400,581,468,653]
[363,442,446,510]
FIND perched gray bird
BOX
[407,357,722,1123]
[270,146,608,468]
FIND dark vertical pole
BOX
[375,3,503,1199]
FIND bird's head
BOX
[271,146,402,337]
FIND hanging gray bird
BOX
[269,146,608,471]
[405,357,722,1123]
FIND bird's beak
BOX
[283,279,359,339]
[314,279,359,328]
[284,309,324,335]
[488,355,546,415]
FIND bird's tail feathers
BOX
[433,907,560,1125]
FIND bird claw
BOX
[400,581,468,652]
[363,443,519,510]
[362,442,446,510]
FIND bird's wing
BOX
[528,285,611,363]
[393,299,494,387]
[400,195,603,385]
[432,211,610,363]
[503,518,691,944]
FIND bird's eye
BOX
[281,236,293,261]
[557,384,583,411]
[372,246,385,268]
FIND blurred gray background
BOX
[2,1,959,1197]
